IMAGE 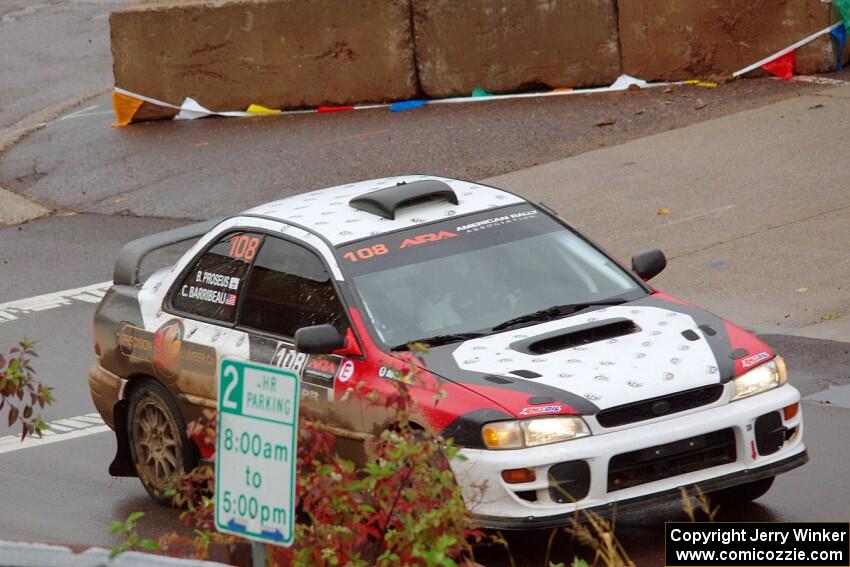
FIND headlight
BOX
[732,356,787,400]
[482,416,590,449]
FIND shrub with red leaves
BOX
[0,339,53,440]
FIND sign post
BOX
[215,357,300,555]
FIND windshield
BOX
[337,204,645,349]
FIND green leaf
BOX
[107,520,124,534]
[109,543,130,559]
[125,511,145,529]
[571,558,590,567]
[138,539,159,551]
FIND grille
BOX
[608,428,736,492]
[596,384,724,428]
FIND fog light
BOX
[501,468,536,484]
[783,402,799,420]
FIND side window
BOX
[239,237,346,337]
[170,232,263,322]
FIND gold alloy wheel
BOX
[132,396,183,491]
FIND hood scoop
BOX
[510,318,641,355]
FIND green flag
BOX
[835,0,850,29]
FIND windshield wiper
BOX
[490,298,628,332]
[390,332,488,351]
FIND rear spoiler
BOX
[113,218,223,286]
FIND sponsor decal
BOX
[455,210,538,233]
[399,231,457,248]
[119,319,216,385]
[378,365,414,385]
[152,319,184,379]
[117,323,153,359]
[337,360,355,383]
[741,351,771,368]
[304,354,341,382]
[518,405,562,416]
[300,383,324,402]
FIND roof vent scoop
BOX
[511,318,641,355]
[349,180,459,220]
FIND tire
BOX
[127,379,197,506]
[710,476,775,507]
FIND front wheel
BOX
[710,476,775,507]
[127,379,196,506]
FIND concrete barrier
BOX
[618,0,837,81]
[110,0,418,111]
[412,0,621,98]
[110,0,843,121]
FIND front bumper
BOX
[452,383,805,529]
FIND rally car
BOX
[89,175,806,528]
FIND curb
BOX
[0,540,229,567]
[0,90,109,227]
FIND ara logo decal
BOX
[741,351,771,368]
[518,405,562,416]
[399,231,457,248]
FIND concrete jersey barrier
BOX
[109,0,846,120]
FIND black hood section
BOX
[510,317,640,355]
[630,295,736,382]
[416,345,600,415]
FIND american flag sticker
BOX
[224,293,237,306]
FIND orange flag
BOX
[111,91,144,127]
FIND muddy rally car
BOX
[89,175,806,528]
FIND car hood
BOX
[415,294,773,416]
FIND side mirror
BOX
[294,324,346,354]
[631,249,667,281]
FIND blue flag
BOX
[391,99,428,112]
[832,23,847,71]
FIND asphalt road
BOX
[1,2,849,565]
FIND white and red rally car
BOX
[89,175,806,528]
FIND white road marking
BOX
[0,413,109,455]
[0,280,111,324]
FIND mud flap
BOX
[108,399,136,477]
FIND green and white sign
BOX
[215,358,299,546]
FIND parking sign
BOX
[214,358,300,546]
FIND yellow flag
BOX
[246,104,282,115]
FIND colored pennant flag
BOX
[761,50,795,80]
[836,0,850,31]
[317,105,354,113]
[390,99,427,112]
[246,104,282,115]
[831,24,847,71]
[111,91,144,127]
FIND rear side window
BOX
[170,232,263,322]
[239,237,345,337]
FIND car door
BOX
[235,234,363,434]
[164,230,265,404]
